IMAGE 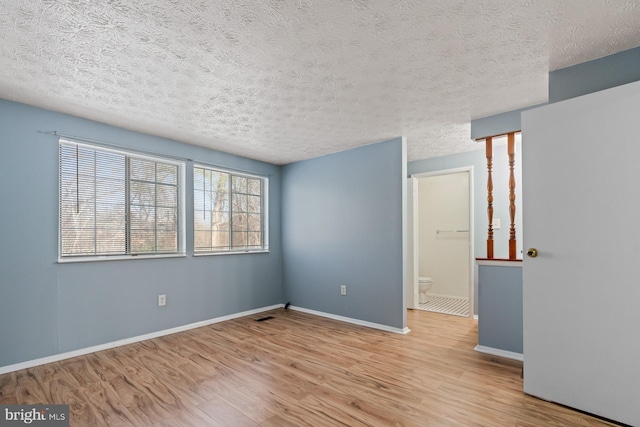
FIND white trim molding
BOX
[476,260,523,267]
[290,305,410,335]
[474,345,523,361]
[0,304,284,375]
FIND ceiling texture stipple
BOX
[0,1,639,165]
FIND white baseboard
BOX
[0,304,284,375]
[474,345,523,361]
[289,305,410,335]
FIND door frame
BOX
[410,166,474,317]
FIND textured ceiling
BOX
[1,1,639,164]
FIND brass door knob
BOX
[526,248,538,258]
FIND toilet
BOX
[418,277,433,304]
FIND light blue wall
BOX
[0,99,283,367]
[477,264,523,354]
[470,104,545,140]
[549,46,640,104]
[282,138,406,329]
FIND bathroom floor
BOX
[418,295,469,317]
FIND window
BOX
[59,139,185,260]
[193,166,268,253]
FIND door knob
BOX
[527,248,538,258]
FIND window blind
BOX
[59,139,185,259]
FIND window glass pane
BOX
[95,151,125,179]
[96,179,125,201]
[76,147,95,175]
[248,214,261,231]
[247,178,261,195]
[59,173,78,203]
[130,229,156,252]
[193,166,266,253]
[61,207,95,228]
[194,167,206,190]
[194,189,208,212]
[156,231,177,252]
[231,231,247,248]
[248,232,262,247]
[212,212,229,231]
[96,203,125,228]
[232,213,247,231]
[157,184,177,207]
[130,205,155,229]
[213,172,229,212]
[247,195,261,213]
[156,163,177,185]
[203,169,212,192]
[232,175,247,193]
[130,181,156,206]
[194,230,211,251]
[157,207,177,230]
[211,170,227,191]
[96,230,126,254]
[129,158,156,182]
[232,194,247,212]
[61,228,96,255]
[194,210,212,230]
[215,190,229,212]
[211,231,229,249]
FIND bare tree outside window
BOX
[194,166,267,253]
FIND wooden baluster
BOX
[508,132,517,260]
[486,137,494,259]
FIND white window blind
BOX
[59,139,185,260]
[193,166,268,253]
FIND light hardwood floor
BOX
[0,309,620,426]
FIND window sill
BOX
[57,253,187,264]
[193,250,270,257]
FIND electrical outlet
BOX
[340,285,347,296]
[158,294,166,306]
[492,218,501,229]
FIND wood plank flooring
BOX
[0,309,620,426]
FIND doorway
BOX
[408,167,473,317]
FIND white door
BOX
[522,80,640,426]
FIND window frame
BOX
[193,164,269,255]
[58,138,186,263]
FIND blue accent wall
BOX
[470,104,546,140]
[282,138,406,329]
[549,46,640,103]
[477,264,523,354]
[0,99,283,367]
